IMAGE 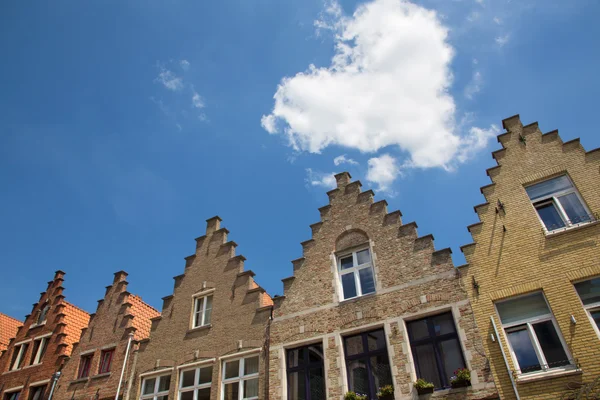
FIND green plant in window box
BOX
[450,368,471,388]
[377,384,394,399]
[414,379,435,395]
[344,391,368,400]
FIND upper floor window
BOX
[36,303,50,326]
[77,354,93,379]
[179,364,212,400]
[9,342,30,371]
[29,337,49,365]
[525,175,592,232]
[192,295,213,328]
[287,343,325,400]
[574,277,600,333]
[3,391,20,400]
[222,355,259,400]
[27,385,46,400]
[496,292,571,374]
[99,348,115,374]
[338,248,376,300]
[141,374,171,400]
[406,312,466,389]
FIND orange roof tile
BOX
[62,301,91,355]
[0,312,22,353]
[128,295,160,340]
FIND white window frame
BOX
[525,175,593,232]
[220,355,260,400]
[10,341,31,371]
[192,293,213,329]
[574,278,600,339]
[495,293,573,375]
[36,303,50,326]
[337,246,376,301]
[178,364,213,400]
[30,336,50,366]
[140,374,171,400]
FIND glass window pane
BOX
[180,391,194,400]
[358,268,375,295]
[407,319,430,341]
[414,344,442,388]
[526,176,572,201]
[347,359,369,396]
[341,273,357,299]
[204,296,213,325]
[356,249,371,266]
[558,193,590,224]
[244,356,259,375]
[243,378,259,398]
[532,321,570,368]
[195,297,204,312]
[506,327,541,373]
[199,366,212,385]
[309,367,325,400]
[157,396,168,400]
[158,375,171,392]
[308,345,323,363]
[591,309,600,329]
[288,347,304,368]
[575,278,600,306]
[142,378,156,395]
[439,338,465,384]
[432,313,456,336]
[535,203,566,231]
[370,355,392,390]
[181,370,195,388]
[224,382,239,400]
[340,256,354,270]
[197,388,211,400]
[288,370,306,400]
[225,360,240,379]
[344,335,364,356]
[366,330,386,352]
[496,293,550,324]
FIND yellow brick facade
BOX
[459,115,600,399]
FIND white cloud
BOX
[305,168,337,189]
[155,67,183,91]
[456,125,500,163]
[366,154,400,193]
[495,34,510,47]
[464,70,482,99]
[475,0,484,4]
[493,16,502,24]
[333,154,358,166]
[180,60,190,70]
[192,92,205,109]
[467,11,480,22]
[261,0,496,170]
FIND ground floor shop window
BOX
[179,365,212,400]
[141,374,171,400]
[287,343,325,400]
[222,355,259,400]
[343,329,393,399]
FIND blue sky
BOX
[1,0,599,318]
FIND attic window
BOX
[36,303,50,326]
[337,247,376,301]
[192,294,213,328]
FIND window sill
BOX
[545,220,599,237]
[2,369,21,375]
[28,322,46,330]
[418,385,471,397]
[91,372,111,380]
[339,292,377,305]
[70,377,89,384]
[516,367,582,383]
[187,324,212,334]
[23,363,42,369]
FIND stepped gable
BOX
[0,313,22,354]
[458,114,600,267]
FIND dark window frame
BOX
[406,312,466,389]
[286,343,325,400]
[77,354,93,379]
[99,349,115,374]
[27,385,47,400]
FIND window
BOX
[343,329,392,399]
[192,295,213,328]
[77,354,93,379]
[496,292,571,374]
[27,386,46,400]
[338,248,376,300]
[36,303,50,325]
[29,337,48,365]
[525,175,592,232]
[99,349,115,374]
[3,391,20,400]
[141,374,171,400]
[10,343,30,370]
[222,355,259,400]
[286,343,325,400]
[406,312,466,389]
[178,365,212,400]
[574,277,600,333]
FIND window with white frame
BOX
[221,355,259,400]
[140,374,171,400]
[178,364,212,400]
[496,292,571,374]
[36,303,50,326]
[192,295,213,328]
[9,342,30,371]
[337,247,376,300]
[574,277,600,333]
[525,175,593,232]
[29,337,49,365]
[3,390,20,400]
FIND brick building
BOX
[53,271,160,400]
[459,115,600,399]
[269,173,498,400]
[132,217,273,400]
[0,271,90,400]
[0,314,22,355]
